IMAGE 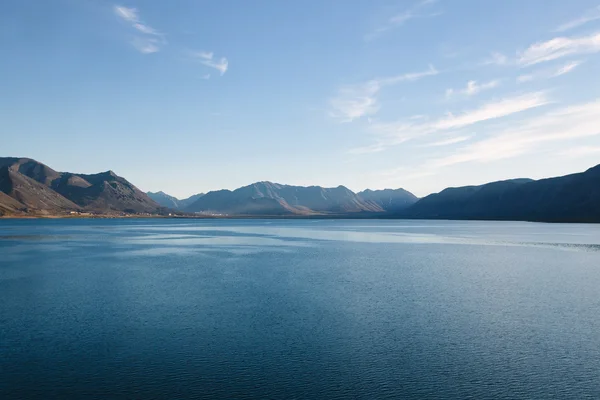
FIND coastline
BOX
[2,213,599,224]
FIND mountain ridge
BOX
[357,188,418,212]
[401,168,600,222]
[0,157,162,215]
[2,156,600,222]
[147,191,205,210]
[184,181,384,215]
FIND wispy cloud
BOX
[559,145,600,157]
[481,52,510,66]
[430,99,600,168]
[367,166,436,185]
[330,65,438,122]
[191,51,229,75]
[347,142,388,155]
[114,5,165,53]
[517,60,584,83]
[366,0,442,40]
[349,92,550,153]
[554,60,583,75]
[555,6,600,32]
[446,80,500,98]
[130,37,161,54]
[433,92,549,130]
[423,135,473,147]
[330,81,380,123]
[518,31,600,65]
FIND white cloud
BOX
[131,37,161,54]
[430,99,600,167]
[349,92,550,153]
[330,65,438,122]
[330,82,380,122]
[516,74,534,83]
[368,166,436,184]
[347,142,388,155]
[132,23,159,36]
[424,135,473,147]
[555,6,600,32]
[197,51,214,60]
[191,51,229,75]
[433,92,549,130]
[446,80,500,98]
[518,31,600,65]
[517,60,583,83]
[114,5,165,53]
[366,0,442,40]
[559,145,600,157]
[553,60,582,76]
[379,65,439,85]
[114,6,138,22]
[481,52,510,66]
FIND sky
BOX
[2,0,600,198]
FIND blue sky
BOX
[2,0,600,198]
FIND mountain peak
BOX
[585,164,600,174]
[0,157,162,215]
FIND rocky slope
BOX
[0,158,162,215]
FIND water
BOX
[1,219,600,399]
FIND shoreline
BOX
[1,214,599,224]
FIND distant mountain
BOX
[185,181,383,215]
[147,191,181,209]
[179,193,205,209]
[358,188,418,212]
[404,179,533,220]
[3,156,600,222]
[0,158,162,215]
[147,191,204,210]
[403,165,600,222]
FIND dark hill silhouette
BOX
[403,166,600,222]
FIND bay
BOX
[1,219,600,399]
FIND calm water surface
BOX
[1,219,600,399]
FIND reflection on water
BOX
[2,220,600,259]
[0,234,72,241]
[2,219,600,399]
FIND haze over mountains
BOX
[1,156,599,223]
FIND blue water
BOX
[1,219,600,399]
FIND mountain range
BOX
[402,165,600,223]
[1,156,599,223]
[0,157,163,216]
[147,191,205,210]
[184,182,386,215]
